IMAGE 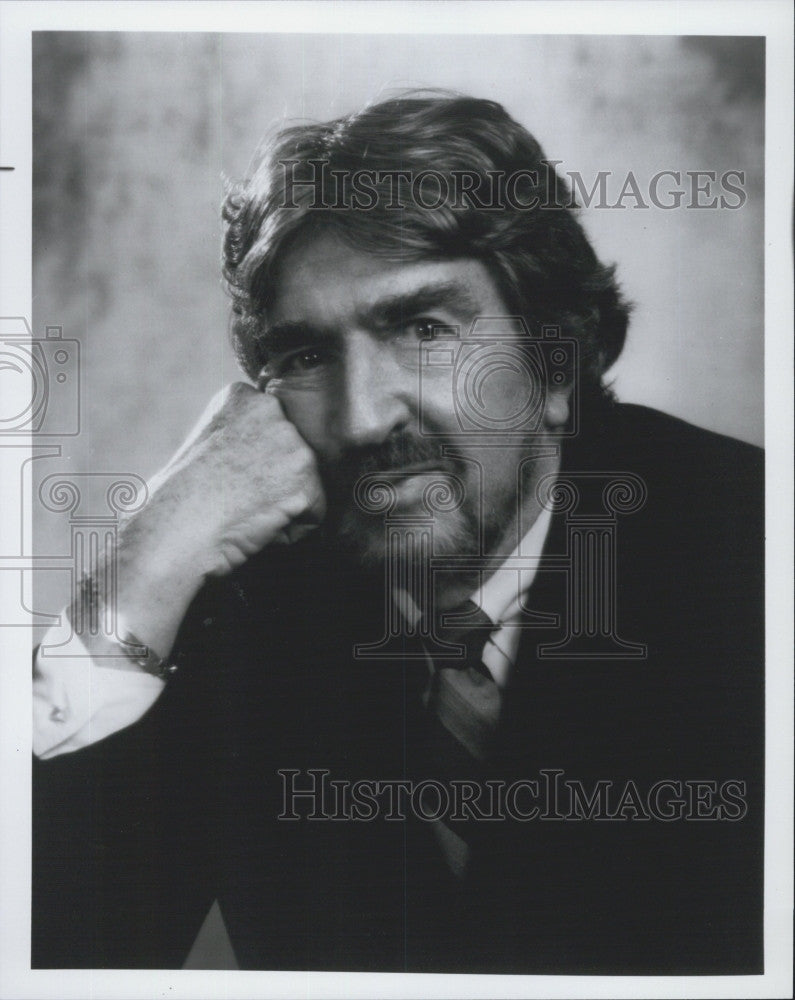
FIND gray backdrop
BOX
[32,32,764,629]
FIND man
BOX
[32,94,764,974]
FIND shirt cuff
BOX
[33,628,166,759]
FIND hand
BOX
[152,381,326,573]
[110,382,326,656]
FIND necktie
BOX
[408,600,502,877]
[427,601,501,760]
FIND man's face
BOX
[262,230,568,566]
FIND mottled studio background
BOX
[31,32,764,965]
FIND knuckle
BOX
[214,381,248,409]
[294,487,312,511]
[229,380,256,398]
[222,381,259,414]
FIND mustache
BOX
[320,432,461,495]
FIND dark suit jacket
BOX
[32,404,764,974]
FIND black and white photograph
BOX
[0,2,792,998]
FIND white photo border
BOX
[1,2,792,998]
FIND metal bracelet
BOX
[70,574,178,681]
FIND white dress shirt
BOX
[33,504,553,760]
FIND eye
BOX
[406,317,443,339]
[280,347,333,374]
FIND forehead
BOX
[268,230,508,328]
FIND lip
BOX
[386,462,450,481]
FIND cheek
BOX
[415,367,463,438]
[421,347,544,435]
[274,389,335,454]
[478,369,539,420]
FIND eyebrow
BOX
[259,279,482,357]
[362,280,482,329]
[257,322,337,358]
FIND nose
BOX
[335,330,413,449]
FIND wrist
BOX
[70,526,204,671]
[68,574,179,680]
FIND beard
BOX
[317,431,509,568]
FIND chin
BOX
[330,506,483,568]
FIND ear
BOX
[543,385,571,431]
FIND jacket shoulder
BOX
[595,401,760,463]
[585,402,763,507]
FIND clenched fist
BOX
[110,382,326,659]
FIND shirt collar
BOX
[391,498,555,628]
[470,501,553,626]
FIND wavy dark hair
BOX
[222,92,630,403]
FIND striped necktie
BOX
[409,600,501,878]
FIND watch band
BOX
[68,574,178,681]
[114,615,179,681]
